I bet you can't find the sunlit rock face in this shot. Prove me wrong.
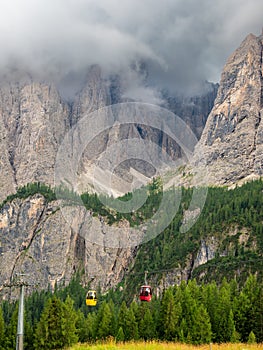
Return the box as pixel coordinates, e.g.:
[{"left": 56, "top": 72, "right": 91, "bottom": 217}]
[
  {"left": 0, "top": 194, "right": 135, "bottom": 294},
  {"left": 194, "top": 33, "right": 263, "bottom": 185}
]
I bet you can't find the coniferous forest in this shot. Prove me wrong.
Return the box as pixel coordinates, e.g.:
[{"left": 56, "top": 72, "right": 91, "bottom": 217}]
[
  {"left": 0, "top": 274, "right": 262, "bottom": 349},
  {"left": 0, "top": 179, "right": 263, "bottom": 348}
]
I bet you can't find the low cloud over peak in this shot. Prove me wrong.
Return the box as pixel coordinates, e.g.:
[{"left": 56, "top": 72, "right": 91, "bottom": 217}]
[{"left": 0, "top": 0, "right": 262, "bottom": 98}]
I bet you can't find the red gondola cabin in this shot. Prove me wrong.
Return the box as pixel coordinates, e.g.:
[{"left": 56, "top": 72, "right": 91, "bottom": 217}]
[{"left": 139, "top": 285, "right": 152, "bottom": 302}]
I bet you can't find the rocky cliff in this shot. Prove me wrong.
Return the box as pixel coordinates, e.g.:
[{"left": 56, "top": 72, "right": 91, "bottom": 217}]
[
  {"left": 194, "top": 33, "right": 263, "bottom": 185},
  {"left": 0, "top": 194, "right": 135, "bottom": 294},
  {"left": 0, "top": 83, "right": 70, "bottom": 201}
]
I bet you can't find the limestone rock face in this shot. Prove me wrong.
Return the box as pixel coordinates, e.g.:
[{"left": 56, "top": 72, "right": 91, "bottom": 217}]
[
  {"left": 0, "top": 82, "right": 70, "bottom": 201},
  {"left": 0, "top": 195, "right": 135, "bottom": 293},
  {"left": 0, "top": 67, "right": 216, "bottom": 201},
  {"left": 194, "top": 33, "right": 263, "bottom": 185},
  {"left": 72, "top": 65, "right": 111, "bottom": 124}
]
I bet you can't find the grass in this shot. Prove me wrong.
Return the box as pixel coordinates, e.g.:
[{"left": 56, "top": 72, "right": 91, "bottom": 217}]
[{"left": 68, "top": 341, "right": 263, "bottom": 350}]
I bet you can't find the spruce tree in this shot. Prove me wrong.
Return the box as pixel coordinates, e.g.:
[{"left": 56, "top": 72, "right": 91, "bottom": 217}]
[
  {"left": 213, "top": 280, "right": 234, "bottom": 342},
  {"left": 139, "top": 307, "right": 156, "bottom": 340},
  {"left": 34, "top": 297, "right": 67, "bottom": 349},
  {"left": 86, "top": 312, "right": 96, "bottom": 341},
  {"left": 189, "top": 303, "right": 212, "bottom": 344},
  {"left": 202, "top": 280, "right": 218, "bottom": 335},
  {"left": 0, "top": 307, "right": 5, "bottom": 350},
  {"left": 234, "top": 275, "right": 259, "bottom": 342},
  {"left": 124, "top": 307, "right": 139, "bottom": 341},
  {"left": 62, "top": 295, "right": 78, "bottom": 346},
  {"left": 116, "top": 326, "right": 125, "bottom": 342},
  {"left": 108, "top": 299, "right": 117, "bottom": 337},
  {"left": 4, "top": 304, "right": 18, "bottom": 350},
  {"left": 75, "top": 310, "right": 88, "bottom": 343},
  {"left": 117, "top": 301, "right": 128, "bottom": 336},
  {"left": 248, "top": 330, "right": 256, "bottom": 344},
  {"left": 158, "top": 288, "right": 180, "bottom": 341},
  {"left": 96, "top": 301, "right": 113, "bottom": 340}
]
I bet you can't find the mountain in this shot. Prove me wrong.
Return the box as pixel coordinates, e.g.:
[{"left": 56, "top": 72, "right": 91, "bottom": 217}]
[
  {"left": 0, "top": 31, "right": 262, "bottom": 296},
  {"left": 0, "top": 64, "right": 217, "bottom": 293},
  {"left": 194, "top": 32, "right": 263, "bottom": 185},
  {"left": 0, "top": 65, "right": 217, "bottom": 202}
]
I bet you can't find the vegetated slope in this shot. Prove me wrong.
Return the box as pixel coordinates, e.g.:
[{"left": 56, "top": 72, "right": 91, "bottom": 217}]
[
  {"left": 0, "top": 182, "right": 136, "bottom": 294},
  {"left": 123, "top": 179, "right": 263, "bottom": 301},
  {"left": 1, "top": 178, "right": 262, "bottom": 300},
  {"left": 1, "top": 180, "right": 263, "bottom": 347}
]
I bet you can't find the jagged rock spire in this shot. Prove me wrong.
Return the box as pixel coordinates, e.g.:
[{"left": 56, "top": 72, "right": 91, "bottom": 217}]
[{"left": 194, "top": 33, "right": 263, "bottom": 186}]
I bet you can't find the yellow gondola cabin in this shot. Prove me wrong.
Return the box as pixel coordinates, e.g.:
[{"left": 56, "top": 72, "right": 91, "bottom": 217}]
[{"left": 86, "top": 290, "right": 97, "bottom": 306}]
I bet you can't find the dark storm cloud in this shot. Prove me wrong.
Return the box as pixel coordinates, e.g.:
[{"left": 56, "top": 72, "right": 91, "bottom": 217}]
[{"left": 0, "top": 0, "right": 262, "bottom": 98}]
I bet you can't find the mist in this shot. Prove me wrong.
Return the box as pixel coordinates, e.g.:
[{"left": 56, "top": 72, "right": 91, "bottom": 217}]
[{"left": 0, "top": 0, "right": 262, "bottom": 100}]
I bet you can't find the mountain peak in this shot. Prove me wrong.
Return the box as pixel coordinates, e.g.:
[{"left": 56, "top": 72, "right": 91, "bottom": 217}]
[{"left": 194, "top": 32, "right": 263, "bottom": 185}]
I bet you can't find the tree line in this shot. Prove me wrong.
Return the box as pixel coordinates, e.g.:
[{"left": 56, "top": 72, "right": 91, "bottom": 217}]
[{"left": 0, "top": 274, "right": 262, "bottom": 349}]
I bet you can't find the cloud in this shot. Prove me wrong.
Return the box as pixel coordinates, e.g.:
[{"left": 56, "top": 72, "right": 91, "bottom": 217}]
[{"left": 0, "top": 0, "right": 262, "bottom": 98}]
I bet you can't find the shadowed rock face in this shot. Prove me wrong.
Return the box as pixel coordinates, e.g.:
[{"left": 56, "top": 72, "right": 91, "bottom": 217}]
[{"left": 194, "top": 33, "right": 263, "bottom": 185}]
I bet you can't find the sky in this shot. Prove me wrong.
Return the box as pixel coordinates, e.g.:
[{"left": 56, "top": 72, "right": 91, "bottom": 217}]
[{"left": 0, "top": 0, "right": 263, "bottom": 100}]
